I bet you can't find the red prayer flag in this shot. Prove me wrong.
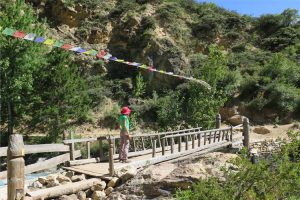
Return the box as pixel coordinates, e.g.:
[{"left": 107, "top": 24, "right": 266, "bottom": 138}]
[
  {"left": 96, "top": 50, "right": 106, "bottom": 58},
  {"left": 61, "top": 44, "right": 73, "bottom": 50},
  {"left": 14, "top": 30, "right": 26, "bottom": 38}
]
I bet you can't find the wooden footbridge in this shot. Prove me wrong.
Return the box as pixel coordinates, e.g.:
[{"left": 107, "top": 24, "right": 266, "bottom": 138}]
[{"left": 0, "top": 115, "right": 250, "bottom": 199}]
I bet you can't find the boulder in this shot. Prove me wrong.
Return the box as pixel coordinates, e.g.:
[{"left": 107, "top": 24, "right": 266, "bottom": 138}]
[
  {"left": 77, "top": 191, "right": 86, "bottom": 200},
  {"left": 46, "top": 179, "right": 60, "bottom": 188},
  {"left": 92, "top": 191, "right": 106, "bottom": 200},
  {"left": 31, "top": 180, "right": 43, "bottom": 189},
  {"left": 107, "top": 177, "right": 119, "bottom": 188},
  {"left": 57, "top": 174, "right": 72, "bottom": 183},
  {"left": 38, "top": 177, "right": 47, "bottom": 185},
  {"left": 104, "top": 187, "right": 113, "bottom": 195},
  {"left": 92, "top": 181, "right": 106, "bottom": 191},
  {"left": 219, "top": 107, "right": 238, "bottom": 120},
  {"left": 228, "top": 115, "right": 244, "bottom": 126},
  {"left": 65, "top": 171, "right": 75, "bottom": 179},
  {"left": 46, "top": 174, "right": 58, "bottom": 181},
  {"left": 115, "top": 165, "right": 137, "bottom": 182},
  {"left": 71, "top": 174, "right": 86, "bottom": 182},
  {"left": 253, "top": 126, "right": 270, "bottom": 134}
]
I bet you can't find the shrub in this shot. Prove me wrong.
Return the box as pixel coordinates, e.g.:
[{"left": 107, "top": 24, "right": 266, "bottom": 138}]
[{"left": 176, "top": 132, "right": 300, "bottom": 200}]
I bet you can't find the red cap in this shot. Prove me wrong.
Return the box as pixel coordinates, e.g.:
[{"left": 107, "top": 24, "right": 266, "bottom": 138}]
[{"left": 121, "top": 106, "right": 131, "bottom": 115}]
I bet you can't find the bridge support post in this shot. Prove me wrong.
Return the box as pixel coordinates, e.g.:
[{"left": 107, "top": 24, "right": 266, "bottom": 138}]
[
  {"left": 243, "top": 117, "right": 250, "bottom": 149},
  {"left": 69, "top": 131, "right": 75, "bottom": 161},
  {"left": 178, "top": 136, "right": 182, "bottom": 152},
  {"left": 108, "top": 136, "right": 115, "bottom": 176},
  {"left": 99, "top": 139, "right": 104, "bottom": 159},
  {"left": 216, "top": 114, "right": 221, "bottom": 129},
  {"left": 152, "top": 140, "right": 156, "bottom": 157},
  {"left": 171, "top": 138, "right": 174, "bottom": 154},
  {"left": 7, "top": 134, "right": 25, "bottom": 200},
  {"left": 185, "top": 136, "right": 188, "bottom": 150},
  {"left": 162, "top": 138, "right": 165, "bottom": 156}
]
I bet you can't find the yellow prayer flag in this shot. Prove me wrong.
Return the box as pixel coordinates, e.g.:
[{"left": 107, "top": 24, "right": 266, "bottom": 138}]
[
  {"left": 116, "top": 59, "right": 125, "bottom": 62},
  {"left": 84, "top": 50, "right": 93, "bottom": 55},
  {"left": 139, "top": 64, "right": 147, "bottom": 69},
  {"left": 44, "top": 39, "right": 55, "bottom": 45}
]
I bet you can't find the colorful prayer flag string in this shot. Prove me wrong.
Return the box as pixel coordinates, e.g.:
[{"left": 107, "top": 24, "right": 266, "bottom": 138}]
[{"left": 1, "top": 27, "right": 211, "bottom": 90}]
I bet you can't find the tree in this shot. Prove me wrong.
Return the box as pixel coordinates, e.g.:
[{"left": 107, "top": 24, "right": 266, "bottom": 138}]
[
  {"left": 0, "top": 0, "right": 48, "bottom": 134},
  {"left": 29, "top": 50, "right": 91, "bottom": 141},
  {"left": 184, "top": 46, "right": 238, "bottom": 127}
]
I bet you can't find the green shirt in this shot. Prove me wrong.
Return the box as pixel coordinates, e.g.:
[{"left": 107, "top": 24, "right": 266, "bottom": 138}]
[{"left": 119, "top": 115, "right": 130, "bottom": 131}]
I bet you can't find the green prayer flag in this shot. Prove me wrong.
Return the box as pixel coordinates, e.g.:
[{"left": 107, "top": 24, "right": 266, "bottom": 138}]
[
  {"left": 53, "top": 40, "right": 64, "bottom": 47},
  {"left": 2, "top": 28, "right": 16, "bottom": 36}
]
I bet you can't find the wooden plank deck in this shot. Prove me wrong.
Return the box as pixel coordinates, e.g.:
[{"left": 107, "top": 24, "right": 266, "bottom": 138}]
[{"left": 63, "top": 134, "right": 241, "bottom": 180}]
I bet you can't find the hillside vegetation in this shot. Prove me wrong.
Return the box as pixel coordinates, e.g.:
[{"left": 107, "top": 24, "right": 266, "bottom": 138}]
[{"left": 0, "top": 0, "right": 299, "bottom": 142}]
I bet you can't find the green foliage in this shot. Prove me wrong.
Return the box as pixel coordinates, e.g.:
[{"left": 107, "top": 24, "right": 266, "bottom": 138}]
[
  {"left": 156, "top": 91, "right": 183, "bottom": 128},
  {"left": 176, "top": 132, "right": 300, "bottom": 200},
  {"left": 0, "top": 0, "right": 47, "bottom": 134},
  {"left": 30, "top": 50, "right": 91, "bottom": 141},
  {"left": 134, "top": 72, "right": 146, "bottom": 98},
  {"left": 184, "top": 46, "right": 236, "bottom": 126},
  {"left": 240, "top": 53, "right": 300, "bottom": 114}
]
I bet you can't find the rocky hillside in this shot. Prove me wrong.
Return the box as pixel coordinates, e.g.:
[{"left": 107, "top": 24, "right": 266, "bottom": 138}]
[
  {"left": 0, "top": 0, "right": 299, "bottom": 140},
  {"left": 27, "top": 0, "right": 299, "bottom": 122},
  {"left": 27, "top": 0, "right": 258, "bottom": 86}
]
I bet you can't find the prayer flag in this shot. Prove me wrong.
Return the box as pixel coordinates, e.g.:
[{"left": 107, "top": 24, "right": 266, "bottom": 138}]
[
  {"left": 96, "top": 50, "right": 106, "bottom": 58},
  {"left": 14, "top": 30, "right": 26, "bottom": 38},
  {"left": 61, "top": 44, "right": 73, "bottom": 50},
  {"left": 84, "top": 50, "right": 98, "bottom": 56},
  {"left": 76, "top": 48, "right": 86, "bottom": 53},
  {"left": 116, "top": 59, "right": 125, "bottom": 62},
  {"left": 109, "top": 57, "right": 117, "bottom": 61},
  {"left": 103, "top": 53, "right": 112, "bottom": 60},
  {"left": 53, "top": 40, "right": 64, "bottom": 47},
  {"left": 44, "top": 39, "right": 55, "bottom": 45},
  {"left": 139, "top": 64, "right": 147, "bottom": 69},
  {"left": 2, "top": 28, "right": 16, "bottom": 36},
  {"left": 130, "top": 62, "right": 140, "bottom": 67},
  {"left": 34, "top": 37, "right": 46, "bottom": 43},
  {"left": 70, "top": 47, "right": 81, "bottom": 51},
  {"left": 24, "top": 33, "right": 36, "bottom": 41}
]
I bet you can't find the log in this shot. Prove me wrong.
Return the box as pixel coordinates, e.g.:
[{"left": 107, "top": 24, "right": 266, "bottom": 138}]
[
  {"left": 26, "top": 178, "right": 102, "bottom": 200},
  {"left": 0, "top": 151, "right": 81, "bottom": 179},
  {"left": 7, "top": 134, "right": 25, "bottom": 200}
]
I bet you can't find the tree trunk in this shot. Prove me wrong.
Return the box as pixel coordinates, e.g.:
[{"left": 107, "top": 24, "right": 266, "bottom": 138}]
[
  {"left": 26, "top": 178, "right": 102, "bottom": 200},
  {"left": 8, "top": 101, "right": 14, "bottom": 135}
]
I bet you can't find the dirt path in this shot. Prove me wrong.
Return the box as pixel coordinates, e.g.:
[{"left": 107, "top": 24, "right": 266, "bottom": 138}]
[{"left": 250, "top": 123, "right": 299, "bottom": 142}]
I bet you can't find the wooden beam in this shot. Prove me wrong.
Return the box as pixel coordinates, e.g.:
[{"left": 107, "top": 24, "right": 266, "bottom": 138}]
[
  {"left": 86, "top": 142, "right": 91, "bottom": 159},
  {"left": 0, "top": 151, "right": 81, "bottom": 179},
  {"left": 0, "top": 144, "right": 70, "bottom": 157},
  {"left": 0, "top": 147, "right": 7, "bottom": 157},
  {"left": 26, "top": 178, "right": 102, "bottom": 200},
  {"left": 63, "top": 138, "right": 98, "bottom": 144},
  {"left": 66, "top": 157, "right": 100, "bottom": 167}
]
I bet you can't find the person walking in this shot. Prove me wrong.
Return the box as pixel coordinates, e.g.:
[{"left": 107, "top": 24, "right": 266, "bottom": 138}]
[{"left": 119, "top": 106, "right": 131, "bottom": 163}]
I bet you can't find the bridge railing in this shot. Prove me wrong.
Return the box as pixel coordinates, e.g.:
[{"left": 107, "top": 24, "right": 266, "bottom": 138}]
[
  {"left": 97, "top": 127, "right": 203, "bottom": 159},
  {"left": 160, "top": 127, "right": 233, "bottom": 156}
]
